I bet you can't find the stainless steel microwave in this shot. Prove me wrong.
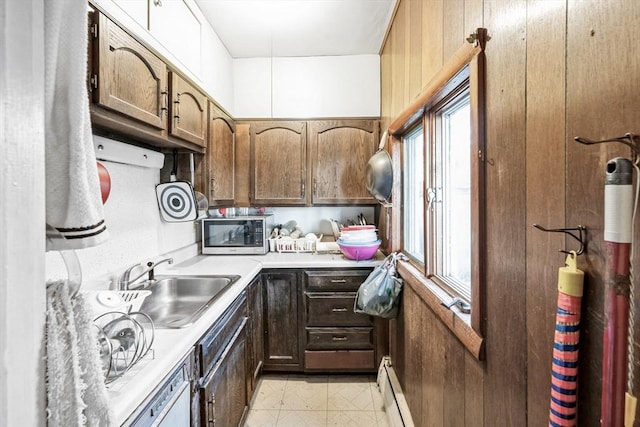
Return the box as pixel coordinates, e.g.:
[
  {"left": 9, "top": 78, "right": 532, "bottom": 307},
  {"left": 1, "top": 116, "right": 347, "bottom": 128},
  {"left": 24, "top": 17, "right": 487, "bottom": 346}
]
[{"left": 201, "top": 215, "right": 273, "bottom": 255}]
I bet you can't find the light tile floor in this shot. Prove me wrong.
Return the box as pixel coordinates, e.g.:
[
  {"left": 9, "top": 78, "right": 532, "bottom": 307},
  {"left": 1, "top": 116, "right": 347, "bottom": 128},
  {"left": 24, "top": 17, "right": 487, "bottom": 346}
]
[{"left": 244, "top": 374, "right": 389, "bottom": 427}]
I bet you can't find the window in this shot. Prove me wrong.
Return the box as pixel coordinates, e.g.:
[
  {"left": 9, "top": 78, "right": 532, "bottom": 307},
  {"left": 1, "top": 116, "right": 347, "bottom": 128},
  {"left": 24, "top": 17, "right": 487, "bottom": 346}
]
[
  {"left": 390, "top": 28, "right": 486, "bottom": 352},
  {"left": 401, "top": 70, "right": 474, "bottom": 302},
  {"left": 398, "top": 56, "right": 484, "bottom": 335},
  {"left": 429, "top": 92, "right": 472, "bottom": 300},
  {"left": 402, "top": 126, "right": 425, "bottom": 262}
]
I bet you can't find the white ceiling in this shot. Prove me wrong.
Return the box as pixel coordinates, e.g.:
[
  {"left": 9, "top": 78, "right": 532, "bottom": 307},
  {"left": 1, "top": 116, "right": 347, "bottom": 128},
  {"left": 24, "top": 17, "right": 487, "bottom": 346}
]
[{"left": 195, "top": 0, "right": 397, "bottom": 58}]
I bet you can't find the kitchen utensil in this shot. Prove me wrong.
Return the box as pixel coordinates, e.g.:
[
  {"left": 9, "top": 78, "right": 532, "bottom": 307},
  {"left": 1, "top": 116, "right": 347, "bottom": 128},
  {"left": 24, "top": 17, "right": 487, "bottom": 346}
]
[
  {"left": 366, "top": 130, "right": 393, "bottom": 203},
  {"left": 155, "top": 181, "right": 198, "bottom": 222},
  {"left": 97, "top": 162, "right": 111, "bottom": 204},
  {"left": 337, "top": 239, "right": 381, "bottom": 260},
  {"left": 195, "top": 191, "right": 209, "bottom": 218},
  {"left": 330, "top": 219, "right": 341, "bottom": 239}
]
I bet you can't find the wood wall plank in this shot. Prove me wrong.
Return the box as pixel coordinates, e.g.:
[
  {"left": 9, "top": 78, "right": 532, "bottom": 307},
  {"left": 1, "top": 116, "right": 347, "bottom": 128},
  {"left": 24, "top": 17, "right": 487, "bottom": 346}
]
[
  {"left": 407, "top": 0, "right": 423, "bottom": 101},
  {"left": 421, "top": 309, "right": 445, "bottom": 427},
  {"left": 566, "top": 1, "right": 640, "bottom": 423},
  {"left": 421, "top": 0, "right": 443, "bottom": 86},
  {"left": 482, "top": 0, "right": 528, "bottom": 424},
  {"left": 391, "top": 1, "right": 408, "bottom": 116},
  {"left": 524, "top": 1, "right": 567, "bottom": 425},
  {"left": 464, "top": 0, "right": 484, "bottom": 38},
  {"left": 405, "top": 285, "right": 425, "bottom": 424},
  {"left": 464, "top": 354, "right": 484, "bottom": 426},
  {"left": 443, "top": 0, "right": 465, "bottom": 60},
  {"left": 443, "top": 330, "right": 466, "bottom": 426}
]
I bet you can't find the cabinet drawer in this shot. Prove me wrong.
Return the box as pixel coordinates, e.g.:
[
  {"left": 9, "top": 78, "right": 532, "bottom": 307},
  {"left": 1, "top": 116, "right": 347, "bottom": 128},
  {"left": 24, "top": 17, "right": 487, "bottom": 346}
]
[
  {"left": 304, "top": 350, "right": 375, "bottom": 371},
  {"left": 304, "top": 270, "right": 371, "bottom": 291},
  {"left": 306, "top": 327, "right": 374, "bottom": 350},
  {"left": 305, "top": 293, "right": 371, "bottom": 327}
]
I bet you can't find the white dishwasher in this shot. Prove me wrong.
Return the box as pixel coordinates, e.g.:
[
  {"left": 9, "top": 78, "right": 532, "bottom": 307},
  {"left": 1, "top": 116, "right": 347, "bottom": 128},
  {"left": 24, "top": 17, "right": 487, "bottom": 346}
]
[{"left": 127, "top": 353, "right": 192, "bottom": 427}]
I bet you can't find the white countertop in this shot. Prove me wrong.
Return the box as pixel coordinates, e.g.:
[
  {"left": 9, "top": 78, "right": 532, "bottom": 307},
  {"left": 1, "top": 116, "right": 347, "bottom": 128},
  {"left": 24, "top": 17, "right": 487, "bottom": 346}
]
[{"left": 108, "top": 251, "right": 384, "bottom": 426}]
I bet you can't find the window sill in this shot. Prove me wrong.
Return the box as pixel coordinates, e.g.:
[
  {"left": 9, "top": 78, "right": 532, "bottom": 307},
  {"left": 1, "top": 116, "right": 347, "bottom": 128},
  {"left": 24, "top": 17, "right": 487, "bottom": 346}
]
[{"left": 397, "top": 260, "right": 485, "bottom": 360}]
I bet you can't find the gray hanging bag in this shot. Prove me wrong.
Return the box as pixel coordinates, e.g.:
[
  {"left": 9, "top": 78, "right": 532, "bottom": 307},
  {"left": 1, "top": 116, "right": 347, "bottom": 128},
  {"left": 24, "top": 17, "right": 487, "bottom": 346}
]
[{"left": 354, "top": 252, "right": 404, "bottom": 318}]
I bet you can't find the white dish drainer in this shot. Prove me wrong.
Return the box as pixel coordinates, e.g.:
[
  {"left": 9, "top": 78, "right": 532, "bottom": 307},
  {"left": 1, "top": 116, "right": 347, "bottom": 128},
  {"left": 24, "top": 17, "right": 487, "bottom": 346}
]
[{"left": 274, "top": 238, "right": 317, "bottom": 253}]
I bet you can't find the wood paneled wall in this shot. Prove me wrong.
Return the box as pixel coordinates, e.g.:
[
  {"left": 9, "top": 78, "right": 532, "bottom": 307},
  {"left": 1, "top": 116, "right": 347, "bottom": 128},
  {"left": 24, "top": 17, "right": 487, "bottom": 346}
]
[{"left": 381, "top": 0, "right": 640, "bottom": 425}]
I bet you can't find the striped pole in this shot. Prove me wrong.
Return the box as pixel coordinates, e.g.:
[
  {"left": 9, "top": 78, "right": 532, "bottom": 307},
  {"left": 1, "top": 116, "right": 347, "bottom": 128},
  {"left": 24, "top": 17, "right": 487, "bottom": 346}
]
[{"left": 549, "top": 252, "right": 584, "bottom": 427}]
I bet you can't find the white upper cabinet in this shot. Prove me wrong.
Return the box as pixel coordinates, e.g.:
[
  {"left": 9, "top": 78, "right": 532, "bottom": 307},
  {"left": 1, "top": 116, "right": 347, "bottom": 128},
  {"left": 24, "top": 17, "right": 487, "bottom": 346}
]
[
  {"left": 111, "top": 0, "right": 148, "bottom": 27},
  {"left": 95, "top": 0, "right": 233, "bottom": 112},
  {"left": 233, "top": 55, "right": 381, "bottom": 119},
  {"left": 149, "top": 0, "right": 202, "bottom": 77}
]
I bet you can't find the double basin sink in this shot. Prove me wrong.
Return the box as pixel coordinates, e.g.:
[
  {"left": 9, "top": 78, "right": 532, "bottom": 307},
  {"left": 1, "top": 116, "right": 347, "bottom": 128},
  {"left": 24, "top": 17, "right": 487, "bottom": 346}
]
[{"left": 137, "top": 275, "right": 240, "bottom": 328}]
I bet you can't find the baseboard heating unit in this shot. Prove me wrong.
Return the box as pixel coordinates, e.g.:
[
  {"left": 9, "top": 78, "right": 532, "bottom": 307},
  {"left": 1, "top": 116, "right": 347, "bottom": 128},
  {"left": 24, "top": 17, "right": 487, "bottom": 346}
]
[{"left": 376, "top": 356, "right": 415, "bottom": 427}]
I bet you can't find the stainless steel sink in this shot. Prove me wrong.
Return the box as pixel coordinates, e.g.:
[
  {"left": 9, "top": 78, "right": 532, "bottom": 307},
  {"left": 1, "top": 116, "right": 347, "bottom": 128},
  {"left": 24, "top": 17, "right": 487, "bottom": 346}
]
[{"left": 138, "top": 275, "right": 240, "bottom": 328}]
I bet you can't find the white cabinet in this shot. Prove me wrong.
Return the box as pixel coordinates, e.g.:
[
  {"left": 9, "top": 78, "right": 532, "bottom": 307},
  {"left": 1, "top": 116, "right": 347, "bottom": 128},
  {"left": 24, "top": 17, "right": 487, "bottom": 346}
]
[
  {"left": 232, "top": 55, "right": 381, "bottom": 119},
  {"left": 149, "top": 0, "right": 202, "bottom": 77},
  {"left": 111, "top": 0, "right": 148, "bottom": 27},
  {"left": 107, "top": 0, "right": 202, "bottom": 77}
]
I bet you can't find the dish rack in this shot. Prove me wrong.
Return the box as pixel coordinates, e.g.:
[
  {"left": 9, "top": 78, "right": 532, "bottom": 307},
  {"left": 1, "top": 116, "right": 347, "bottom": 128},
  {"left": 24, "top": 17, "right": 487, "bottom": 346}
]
[
  {"left": 91, "top": 290, "right": 155, "bottom": 384},
  {"left": 274, "top": 238, "right": 317, "bottom": 253}
]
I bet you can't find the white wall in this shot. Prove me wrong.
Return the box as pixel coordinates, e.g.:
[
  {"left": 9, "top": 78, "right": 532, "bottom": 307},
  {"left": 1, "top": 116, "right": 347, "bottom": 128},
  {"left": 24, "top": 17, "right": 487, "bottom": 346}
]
[
  {"left": 0, "top": 0, "right": 46, "bottom": 425},
  {"left": 233, "top": 54, "right": 381, "bottom": 118}
]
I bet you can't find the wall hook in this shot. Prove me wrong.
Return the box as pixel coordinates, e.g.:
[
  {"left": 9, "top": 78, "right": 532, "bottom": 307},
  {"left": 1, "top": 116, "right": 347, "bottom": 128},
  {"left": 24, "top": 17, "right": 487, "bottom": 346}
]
[
  {"left": 575, "top": 133, "right": 640, "bottom": 160},
  {"left": 533, "top": 224, "right": 587, "bottom": 256}
]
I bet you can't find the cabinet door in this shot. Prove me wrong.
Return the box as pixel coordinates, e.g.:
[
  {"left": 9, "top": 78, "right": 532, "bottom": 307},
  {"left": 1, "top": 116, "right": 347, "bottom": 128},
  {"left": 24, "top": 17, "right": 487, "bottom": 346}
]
[
  {"left": 201, "top": 319, "right": 248, "bottom": 427},
  {"left": 309, "top": 120, "right": 379, "bottom": 204},
  {"left": 170, "top": 71, "right": 207, "bottom": 147},
  {"left": 111, "top": 0, "right": 148, "bottom": 28},
  {"left": 262, "top": 271, "right": 301, "bottom": 371},
  {"left": 208, "top": 102, "right": 235, "bottom": 205},
  {"left": 250, "top": 121, "right": 308, "bottom": 206},
  {"left": 247, "top": 275, "right": 264, "bottom": 398},
  {"left": 95, "top": 13, "right": 168, "bottom": 132},
  {"left": 149, "top": 0, "right": 202, "bottom": 76}
]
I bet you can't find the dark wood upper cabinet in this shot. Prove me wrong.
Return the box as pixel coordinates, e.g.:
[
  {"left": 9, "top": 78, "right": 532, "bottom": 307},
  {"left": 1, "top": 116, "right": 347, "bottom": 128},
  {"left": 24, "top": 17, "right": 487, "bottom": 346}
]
[
  {"left": 250, "top": 121, "right": 308, "bottom": 206},
  {"left": 94, "top": 12, "right": 168, "bottom": 132},
  {"left": 169, "top": 71, "right": 207, "bottom": 147},
  {"left": 89, "top": 10, "right": 205, "bottom": 153},
  {"left": 207, "top": 101, "right": 235, "bottom": 205},
  {"left": 308, "top": 120, "right": 379, "bottom": 204}
]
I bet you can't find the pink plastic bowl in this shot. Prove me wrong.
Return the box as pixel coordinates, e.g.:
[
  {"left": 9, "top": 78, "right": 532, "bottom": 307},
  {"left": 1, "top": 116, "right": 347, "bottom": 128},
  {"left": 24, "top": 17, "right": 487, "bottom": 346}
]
[{"left": 337, "top": 240, "right": 381, "bottom": 260}]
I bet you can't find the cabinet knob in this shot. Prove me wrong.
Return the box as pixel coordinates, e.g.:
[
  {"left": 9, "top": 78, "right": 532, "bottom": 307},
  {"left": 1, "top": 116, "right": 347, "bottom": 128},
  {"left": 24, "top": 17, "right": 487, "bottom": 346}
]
[
  {"left": 332, "top": 336, "right": 348, "bottom": 341},
  {"left": 331, "top": 307, "right": 348, "bottom": 312}
]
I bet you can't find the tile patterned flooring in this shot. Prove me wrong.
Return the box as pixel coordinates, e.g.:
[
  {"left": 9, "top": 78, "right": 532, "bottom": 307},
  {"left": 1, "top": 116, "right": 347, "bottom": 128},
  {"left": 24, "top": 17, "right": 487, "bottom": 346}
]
[{"left": 244, "top": 374, "right": 390, "bottom": 427}]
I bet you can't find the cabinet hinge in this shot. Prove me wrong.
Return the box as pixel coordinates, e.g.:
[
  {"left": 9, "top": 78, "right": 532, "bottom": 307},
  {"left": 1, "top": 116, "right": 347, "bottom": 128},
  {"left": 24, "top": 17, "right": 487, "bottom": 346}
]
[
  {"left": 90, "top": 74, "right": 98, "bottom": 91},
  {"left": 90, "top": 23, "right": 98, "bottom": 39}
]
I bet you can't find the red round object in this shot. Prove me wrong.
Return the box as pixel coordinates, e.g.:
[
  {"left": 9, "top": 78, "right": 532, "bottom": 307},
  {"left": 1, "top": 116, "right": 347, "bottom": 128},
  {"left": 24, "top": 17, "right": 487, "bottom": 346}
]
[{"left": 97, "top": 162, "right": 111, "bottom": 204}]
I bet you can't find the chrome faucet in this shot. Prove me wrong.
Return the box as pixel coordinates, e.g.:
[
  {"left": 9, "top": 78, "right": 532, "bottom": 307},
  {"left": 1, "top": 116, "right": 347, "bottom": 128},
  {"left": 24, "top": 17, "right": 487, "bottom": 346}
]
[{"left": 118, "top": 257, "right": 173, "bottom": 290}]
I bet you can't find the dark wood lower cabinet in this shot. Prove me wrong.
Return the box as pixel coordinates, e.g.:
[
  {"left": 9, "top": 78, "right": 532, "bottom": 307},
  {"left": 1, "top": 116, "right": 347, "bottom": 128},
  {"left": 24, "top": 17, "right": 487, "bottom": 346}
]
[
  {"left": 262, "top": 270, "right": 302, "bottom": 372},
  {"left": 200, "top": 318, "right": 248, "bottom": 427},
  {"left": 303, "top": 269, "right": 380, "bottom": 373}
]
